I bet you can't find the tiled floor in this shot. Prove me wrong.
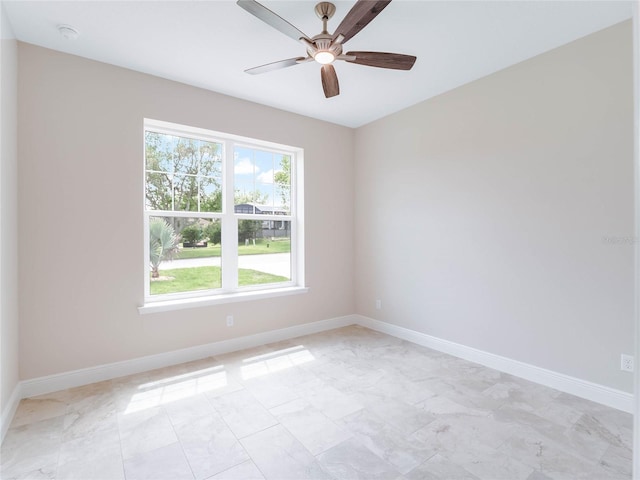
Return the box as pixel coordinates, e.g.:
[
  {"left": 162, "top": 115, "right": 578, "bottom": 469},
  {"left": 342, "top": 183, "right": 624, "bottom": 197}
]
[{"left": 0, "top": 325, "right": 633, "bottom": 480}]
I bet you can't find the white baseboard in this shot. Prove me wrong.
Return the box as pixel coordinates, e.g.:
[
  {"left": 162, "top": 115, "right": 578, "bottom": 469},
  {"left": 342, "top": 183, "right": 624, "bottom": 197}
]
[
  {"left": 355, "top": 315, "right": 633, "bottom": 413},
  {"left": 1, "top": 383, "right": 22, "bottom": 443},
  {"left": 20, "top": 314, "right": 357, "bottom": 399}
]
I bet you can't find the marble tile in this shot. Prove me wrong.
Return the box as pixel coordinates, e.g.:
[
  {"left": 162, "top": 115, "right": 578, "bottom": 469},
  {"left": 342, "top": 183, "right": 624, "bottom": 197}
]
[
  {"left": 406, "top": 454, "right": 479, "bottom": 480},
  {"left": 306, "top": 359, "right": 373, "bottom": 394},
  {"left": 447, "top": 448, "right": 534, "bottom": 480},
  {"left": 57, "top": 452, "right": 125, "bottom": 480},
  {"left": 1, "top": 416, "right": 64, "bottom": 467},
  {"left": 243, "top": 375, "right": 300, "bottom": 409},
  {"left": 365, "top": 374, "right": 435, "bottom": 405},
  {"left": 497, "top": 431, "right": 617, "bottom": 480},
  {"left": 208, "top": 389, "right": 277, "bottom": 439},
  {"left": 526, "top": 471, "right": 553, "bottom": 480},
  {"left": 10, "top": 397, "right": 68, "bottom": 428},
  {"left": 554, "top": 393, "right": 633, "bottom": 442},
  {"left": 0, "top": 454, "right": 58, "bottom": 480},
  {"left": 118, "top": 406, "right": 178, "bottom": 460},
  {"left": 123, "top": 442, "right": 194, "bottom": 480},
  {"left": 530, "top": 397, "right": 583, "bottom": 429},
  {"left": 492, "top": 405, "right": 566, "bottom": 444},
  {"left": 175, "top": 413, "right": 250, "bottom": 480},
  {"left": 62, "top": 394, "right": 118, "bottom": 440},
  {"left": 339, "top": 409, "right": 437, "bottom": 474},
  {"left": 564, "top": 412, "right": 621, "bottom": 460},
  {"left": 600, "top": 444, "right": 633, "bottom": 478},
  {"left": 209, "top": 460, "right": 265, "bottom": 480},
  {"left": 241, "top": 425, "right": 331, "bottom": 480},
  {"left": 270, "top": 398, "right": 352, "bottom": 455},
  {"left": 163, "top": 392, "right": 215, "bottom": 428},
  {"left": 49, "top": 381, "right": 116, "bottom": 411},
  {"left": 350, "top": 390, "right": 435, "bottom": 436},
  {"left": 577, "top": 410, "right": 632, "bottom": 448},
  {"left": 481, "top": 380, "right": 556, "bottom": 412},
  {"left": 415, "top": 393, "right": 489, "bottom": 418},
  {"left": 425, "top": 376, "right": 506, "bottom": 412},
  {"left": 57, "top": 425, "right": 121, "bottom": 465},
  {"left": 317, "top": 437, "right": 401, "bottom": 480},
  {"left": 410, "top": 414, "right": 517, "bottom": 464},
  {"left": 298, "top": 379, "right": 363, "bottom": 420}
]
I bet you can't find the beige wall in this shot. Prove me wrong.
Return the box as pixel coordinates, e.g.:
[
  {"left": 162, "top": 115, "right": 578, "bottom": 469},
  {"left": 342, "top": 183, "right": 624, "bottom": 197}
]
[
  {"left": 1, "top": 4, "right": 19, "bottom": 415},
  {"left": 354, "top": 21, "right": 634, "bottom": 392},
  {"left": 17, "top": 43, "right": 355, "bottom": 380}
]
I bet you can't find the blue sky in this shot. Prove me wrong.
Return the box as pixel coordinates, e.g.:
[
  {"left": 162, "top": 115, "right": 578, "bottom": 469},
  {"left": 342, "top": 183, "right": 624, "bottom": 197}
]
[{"left": 234, "top": 146, "right": 288, "bottom": 208}]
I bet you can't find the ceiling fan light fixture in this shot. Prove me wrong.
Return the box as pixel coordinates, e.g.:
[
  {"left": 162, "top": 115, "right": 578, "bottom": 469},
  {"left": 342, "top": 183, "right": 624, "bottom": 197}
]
[{"left": 314, "top": 50, "right": 335, "bottom": 65}]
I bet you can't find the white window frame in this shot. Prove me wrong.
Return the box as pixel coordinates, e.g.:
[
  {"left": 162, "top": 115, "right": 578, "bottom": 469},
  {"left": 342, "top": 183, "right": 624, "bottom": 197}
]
[{"left": 139, "top": 119, "right": 306, "bottom": 314}]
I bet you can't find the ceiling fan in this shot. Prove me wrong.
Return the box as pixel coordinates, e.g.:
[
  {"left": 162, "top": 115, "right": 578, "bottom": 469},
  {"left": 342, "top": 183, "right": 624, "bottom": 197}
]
[{"left": 237, "top": 0, "right": 417, "bottom": 98}]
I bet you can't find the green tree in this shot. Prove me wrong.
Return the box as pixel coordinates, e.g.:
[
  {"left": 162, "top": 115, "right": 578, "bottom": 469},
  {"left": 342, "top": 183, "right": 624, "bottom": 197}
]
[
  {"left": 149, "top": 218, "right": 179, "bottom": 279},
  {"left": 181, "top": 224, "right": 204, "bottom": 245},
  {"left": 274, "top": 155, "right": 291, "bottom": 211},
  {"left": 234, "top": 190, "right": 269, "bottom": 206},
  {"left": 238, "top": 220, "right": 261, "bottom": 242},
  {"left": 205, "top": 222, "right": 221, "bottom": 245},
  {"left": 145, "top": 132, "right": 222, "bottom": 213}
]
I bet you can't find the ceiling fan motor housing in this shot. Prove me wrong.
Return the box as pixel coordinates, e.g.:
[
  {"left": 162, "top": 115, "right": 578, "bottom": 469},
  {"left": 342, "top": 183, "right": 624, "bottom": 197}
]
[{"left": 308, "top": 34, "right": 343, "bottom": 59}]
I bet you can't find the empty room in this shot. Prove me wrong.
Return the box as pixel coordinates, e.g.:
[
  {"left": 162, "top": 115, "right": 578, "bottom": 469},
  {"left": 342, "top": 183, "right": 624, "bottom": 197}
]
[{"left": 1, "top": 0, "right": 639, "bottom": 479}]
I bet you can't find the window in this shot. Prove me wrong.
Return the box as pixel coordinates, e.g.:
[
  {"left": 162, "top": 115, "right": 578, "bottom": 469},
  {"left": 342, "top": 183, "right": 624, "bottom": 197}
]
[{"left": 143, "top": 119, "right": 304, "bottom": 309}]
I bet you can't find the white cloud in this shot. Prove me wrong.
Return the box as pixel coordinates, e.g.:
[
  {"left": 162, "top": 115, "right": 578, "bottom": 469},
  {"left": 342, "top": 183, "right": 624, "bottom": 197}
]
[
  {"left": 235, "top": 158, "right": 257, "bottom": 175},
  {"left": 257, "top": 169, "right": 274, "bottom": 184},
  {"left": 256, "top": 168, "right": 285, "bottom": 184}
]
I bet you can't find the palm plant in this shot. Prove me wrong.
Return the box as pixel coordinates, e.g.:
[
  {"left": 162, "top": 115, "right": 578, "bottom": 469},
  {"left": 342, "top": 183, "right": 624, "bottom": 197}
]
[{"left": 149, "top": 218, "right": 179, "bottom": 278}]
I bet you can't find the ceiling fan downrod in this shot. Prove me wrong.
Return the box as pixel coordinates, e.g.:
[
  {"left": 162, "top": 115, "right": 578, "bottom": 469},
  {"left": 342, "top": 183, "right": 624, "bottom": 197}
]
[{"left": 314, "top": 2, "right": 336, "bottom": 34}]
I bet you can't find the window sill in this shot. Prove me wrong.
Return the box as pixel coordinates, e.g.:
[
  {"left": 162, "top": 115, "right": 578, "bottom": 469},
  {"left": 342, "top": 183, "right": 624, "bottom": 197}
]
[{"left": 138, "top": 286, "right": 309, "bottom": 315}]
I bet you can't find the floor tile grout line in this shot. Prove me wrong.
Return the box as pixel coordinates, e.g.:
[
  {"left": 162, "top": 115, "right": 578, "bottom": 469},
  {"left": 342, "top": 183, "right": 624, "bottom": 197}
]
[
  {"left": 163, "top": 403, "right": 197, "bottom": 480},
  {"left": 201, "top": 382, "right": 269, "bottom": 478}
]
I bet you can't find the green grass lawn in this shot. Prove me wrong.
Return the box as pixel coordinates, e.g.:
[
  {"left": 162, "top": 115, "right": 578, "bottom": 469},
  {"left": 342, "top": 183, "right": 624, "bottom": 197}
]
[
  {"left": 177, "top": 239, "right": 290, "bottom": 260},
  {"left": 150, "top": 266, "right": 288, "bottom": 295}
]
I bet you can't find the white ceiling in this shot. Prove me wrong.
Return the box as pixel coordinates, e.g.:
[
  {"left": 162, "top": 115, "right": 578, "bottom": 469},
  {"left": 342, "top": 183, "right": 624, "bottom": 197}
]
[{"left": 3, "top": 0, "right": 633, "bottom": 128}]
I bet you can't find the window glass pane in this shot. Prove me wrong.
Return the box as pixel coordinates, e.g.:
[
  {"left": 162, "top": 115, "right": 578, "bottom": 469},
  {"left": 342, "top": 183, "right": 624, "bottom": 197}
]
[
  {"left": 145, "top": 131, "right": 222, "bottom": 213},
  {"left": 200, "top": 178, "right": 222, "bottom": 213},
  {"left": 238, "top": 220, "right": 291, "bottom": 287},
  {"left": 234, "top": 146, "right": 282, "bottom": 209},
  {"left": 149, "top": 216, "right": 222, "bottom": 296},
  {"left": 234, "top": 183, "right": 261, "bottom": 209},
  {"left": 145, "top": 172, "right": 173, "bottom": 210},
  {"left": 254, "top": 183, "right": 275, "bottom": 210},
  {"left": 145, "top": 131, "right": 173, "bottom": 172},
  {"left": 172, "top": 136, "right": 200, "bottom": 176},
  {"left": 274, "top": 155, "right": 291, "bottom": 212},
  {"left": 173, "top": 174, "right": 199, "bottom": 212}
]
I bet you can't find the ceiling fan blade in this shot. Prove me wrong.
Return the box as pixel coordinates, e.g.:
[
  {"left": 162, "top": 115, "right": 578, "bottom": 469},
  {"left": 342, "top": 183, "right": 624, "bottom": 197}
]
[
  {"left": 237, "top": 0, "right": 309, "bottom": 43},
  {"left": 321, "top": 64, "right": 340, "bottom": 98},
  {"left": 345, "top": 51, "right": 416, "bottom": 70},
  {"left": 245, "top": 57, "right": 307, "bottom": 75},
  {"left": 333, "top": 0, "right": 392, "bottom": 44}
]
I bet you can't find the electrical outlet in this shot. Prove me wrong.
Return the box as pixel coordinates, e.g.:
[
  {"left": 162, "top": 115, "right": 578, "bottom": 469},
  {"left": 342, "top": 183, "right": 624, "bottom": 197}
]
[
  {"left": 621, "top": 354, "right": 634, "bottom": 372},
  {"left": 375, "top": 299, "right": 382, "bottom": 310},
  {"left": 226, "top": 315, "right": 234, "bottom": 327}
]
